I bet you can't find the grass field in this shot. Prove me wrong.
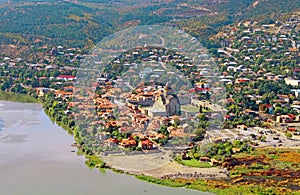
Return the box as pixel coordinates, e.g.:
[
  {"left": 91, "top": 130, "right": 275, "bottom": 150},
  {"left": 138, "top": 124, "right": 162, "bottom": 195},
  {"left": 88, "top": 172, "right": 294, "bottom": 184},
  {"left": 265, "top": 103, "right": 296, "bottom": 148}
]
[
  {"left": 181, "top": 105, "right": 200, "bottom": 112},
  {"left": 0, "top": 91, "right": 38, "bottom": 103},
  {"left": 175, "top": 156, "right": 212, "bottom": 168}
]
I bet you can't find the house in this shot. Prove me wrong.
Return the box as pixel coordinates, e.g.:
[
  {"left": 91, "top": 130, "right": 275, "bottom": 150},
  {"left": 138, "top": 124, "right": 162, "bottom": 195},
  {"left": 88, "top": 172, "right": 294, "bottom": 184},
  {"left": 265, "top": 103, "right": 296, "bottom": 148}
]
[
  {"left": 244, "top": 109, "right": 257, "bottom": 115},
  {"left": 285, "top": 77, "right": 300, "bottom": 87},
  {"left": 295, "top": 115, "right": 300, "bottom": 122},
  {"left": 259, "top": 104, "right": 273, "bottom": 114},
  {"left": 64, "top": 86, "right": 74, "bottom": 92},
  {"left": 138, "top": 138, "right": 153, "bottom": 150},
  {"left": 227, "top": 66, "right": 235, "bottom": 72},
  {"left": 119, "top": 137, "right": 137, "bottom": 148},
  {"left": 181, "top": 150, "right": 191, "bottom": 160},
  {"left": 147, "top": 131, "right": 166, "bottom": 139},
  {"left": 276, "top": 115, "right": 294, "bottom": 123},
  {"left": 277, "top": 94, "right": 290, "bottom": 103},
  {"left": 235, "top": 78, "right": 250, "bottom": 83},
  {"left": 209, "top": 158, "right": 221, "bottom": 166},
  {"left": 291, "top": 104, "right": 300, "bottom": 113},
  {"left": 291, "top": 89, "right": 300, "bottom": 98},
  {"left": 104, "top": 138, "right": 119, "bottom": 149},
  {"left": 232, "top": 148, "right": 241, "bottom": 153},
  {"left": 119, "top": 126, "right": 135, "bottom": 133},
  {"left": 167, "top": 126, "right": 186, "bottom": 137},
  {"left": 57, "top": 75, "right": 76, "bottom": 81},
  {"left": 167, "top": 126, "right": 176, "bottom": 133},
  {"left": 210, "top": 137, "right": 225, "bottom": 143},
  {"left": 199, "top": 156, "right": 210, "bottom": 162},
  {"left": 287, "top": 127, "right": 297, "bottom": 132},
  {"left": 224, "top": 115, "right": 231, "bottom": 121},
  {"left": 105, "top": 120, "right": 118, "bottom": 129},
  {"left": 55, "top": 90, "right": 73, "bottom": 99},
  {"left": 226, "top": 98, "right": 235, "bottom": 104},
  {"left": 45, "top": 65, "right": 55, "bottom": 70},
  {"left": 36, "top": 87, "right": 51, "bottom": 97}
]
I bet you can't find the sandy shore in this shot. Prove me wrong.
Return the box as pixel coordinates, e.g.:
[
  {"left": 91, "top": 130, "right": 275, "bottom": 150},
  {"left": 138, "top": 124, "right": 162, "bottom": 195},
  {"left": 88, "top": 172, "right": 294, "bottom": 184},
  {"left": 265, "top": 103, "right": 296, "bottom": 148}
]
[{"left": 102, "top": 151, "right": 228, "bottom": 179}]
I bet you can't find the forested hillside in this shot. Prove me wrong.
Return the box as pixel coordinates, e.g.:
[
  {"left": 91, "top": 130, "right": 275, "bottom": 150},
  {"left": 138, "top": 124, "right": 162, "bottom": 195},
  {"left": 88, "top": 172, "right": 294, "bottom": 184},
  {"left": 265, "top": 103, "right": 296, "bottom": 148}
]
[
  {"left": 0, "top": 0, "right": 299, "bottom": 49},
  {"left": 172, "top": 0, "right": 300, "bottom": 43}
]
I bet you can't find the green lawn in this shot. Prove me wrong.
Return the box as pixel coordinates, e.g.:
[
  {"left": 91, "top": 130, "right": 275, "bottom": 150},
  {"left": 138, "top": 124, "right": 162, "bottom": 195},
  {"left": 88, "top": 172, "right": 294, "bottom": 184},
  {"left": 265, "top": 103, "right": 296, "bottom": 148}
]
[
  {"left": 176, "top": 157, "right": 212, "bottom": 168},
  {"left": 0, "top": 91, "right": 38, "bottom": 103},
  {"left": 181, "top": 105, "right": 200, "bottom": 112}
]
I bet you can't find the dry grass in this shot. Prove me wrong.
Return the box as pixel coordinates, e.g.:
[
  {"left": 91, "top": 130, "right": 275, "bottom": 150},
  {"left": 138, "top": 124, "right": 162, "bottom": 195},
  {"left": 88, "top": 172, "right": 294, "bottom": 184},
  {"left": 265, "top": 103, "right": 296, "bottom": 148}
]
[{"left": 279, "top": 151, "right": 300, "bottom": 163}]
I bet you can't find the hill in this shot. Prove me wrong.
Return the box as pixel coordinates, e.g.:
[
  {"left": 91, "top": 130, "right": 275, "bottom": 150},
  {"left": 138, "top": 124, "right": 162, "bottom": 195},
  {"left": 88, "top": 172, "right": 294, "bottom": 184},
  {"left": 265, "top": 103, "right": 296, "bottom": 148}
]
[
  {"left": 0, "top": 0, "right": 299, "bottom": 50},
  {"left": 172, "top": 0, "right": 300, "bottom": 43}
]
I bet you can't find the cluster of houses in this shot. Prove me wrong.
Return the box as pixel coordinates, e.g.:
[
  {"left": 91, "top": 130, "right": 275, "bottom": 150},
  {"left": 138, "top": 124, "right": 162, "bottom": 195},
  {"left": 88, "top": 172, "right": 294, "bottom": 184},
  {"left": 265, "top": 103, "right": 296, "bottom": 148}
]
[
  {"left": 213, "top": 12, "right": 300, "bottom": 133},
  {"left": 2, "top": 12, "right": 300, "bottom": 153},
  {"left": 75, "top": 75, "right": 201, "bottom": 152},
  {"left": 31, "top": 14, "right": 300, "bottom": 150}
]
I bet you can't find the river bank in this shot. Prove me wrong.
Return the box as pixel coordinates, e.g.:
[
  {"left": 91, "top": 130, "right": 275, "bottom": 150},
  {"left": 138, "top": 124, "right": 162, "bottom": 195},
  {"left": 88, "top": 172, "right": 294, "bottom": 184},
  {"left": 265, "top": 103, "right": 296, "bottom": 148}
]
[{"left": 0, "top": 91, "right": 38, "bottom": 103}]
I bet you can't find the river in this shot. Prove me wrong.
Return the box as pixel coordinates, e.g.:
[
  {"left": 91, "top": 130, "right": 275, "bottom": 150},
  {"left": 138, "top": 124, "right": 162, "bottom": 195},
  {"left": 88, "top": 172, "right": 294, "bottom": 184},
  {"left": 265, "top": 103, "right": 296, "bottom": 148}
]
[{"left": 0, "top": 101, "right": 211, "bottom": 195}]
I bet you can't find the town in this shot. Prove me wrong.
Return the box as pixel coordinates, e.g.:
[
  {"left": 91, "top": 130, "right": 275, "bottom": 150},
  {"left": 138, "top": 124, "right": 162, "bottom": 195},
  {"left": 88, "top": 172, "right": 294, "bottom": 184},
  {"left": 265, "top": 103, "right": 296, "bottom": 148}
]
[
  {"left": 1, "top": 8, "right": 300, "bottom": 193},
  {"left": 2, "top": 13, "right": 300, "bottom": 154}
]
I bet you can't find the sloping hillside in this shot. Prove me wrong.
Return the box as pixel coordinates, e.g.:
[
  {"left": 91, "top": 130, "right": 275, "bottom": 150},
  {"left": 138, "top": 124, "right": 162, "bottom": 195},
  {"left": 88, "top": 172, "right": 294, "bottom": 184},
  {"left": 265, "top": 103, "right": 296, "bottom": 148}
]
[{"left": 0, "top": 0, "right": 299, "bottom": 48}]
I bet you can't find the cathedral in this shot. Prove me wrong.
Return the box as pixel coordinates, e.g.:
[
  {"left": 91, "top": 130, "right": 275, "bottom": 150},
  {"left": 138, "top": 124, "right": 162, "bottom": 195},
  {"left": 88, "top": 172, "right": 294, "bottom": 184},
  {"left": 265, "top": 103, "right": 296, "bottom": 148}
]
[{"left": 153, "top": 83, "right": 181, "bottom": 117}]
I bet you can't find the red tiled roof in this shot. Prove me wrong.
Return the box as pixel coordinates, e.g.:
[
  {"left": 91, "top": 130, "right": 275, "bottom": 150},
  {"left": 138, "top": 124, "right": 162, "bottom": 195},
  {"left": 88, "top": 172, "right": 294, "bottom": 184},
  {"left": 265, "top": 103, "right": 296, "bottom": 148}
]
[
  {"left": 265, "top": 104, "right": 273, "bottom": 108},
  {"left": 224, "top": 115, "right": 231, "bottom": 119},
  {"left": 57, "top": 75, "right": 76, "bottom": 79},
  {"left": 119, "top": 138, "right": 136, "bottom": 147},
  {"left": 287, "top": 114, "right": 295, "bottom": 119},
  {"left": 106, "top": 138, "right": 119, "bottom": 143}
]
